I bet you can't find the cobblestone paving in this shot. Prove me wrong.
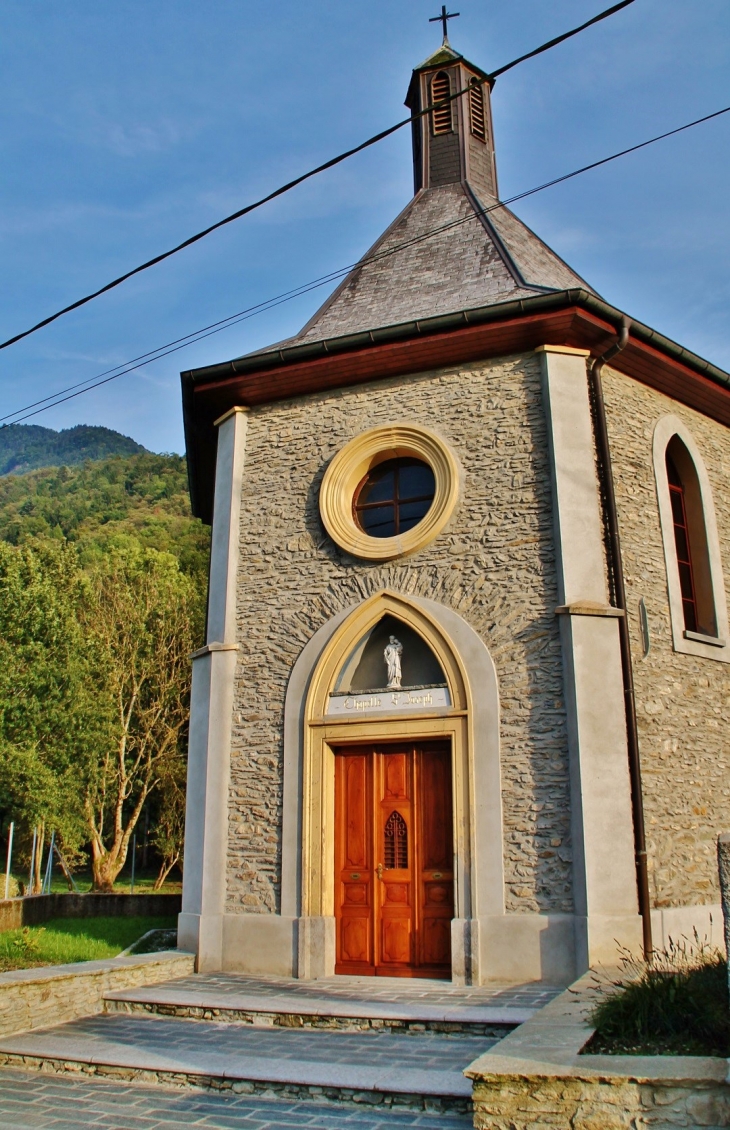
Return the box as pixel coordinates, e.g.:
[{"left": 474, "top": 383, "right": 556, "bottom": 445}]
[{"left": 0, "top": 1069, "right": 472, "bottom": 1129}]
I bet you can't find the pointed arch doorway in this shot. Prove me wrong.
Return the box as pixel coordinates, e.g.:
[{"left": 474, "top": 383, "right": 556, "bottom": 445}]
[{"left": 286, "top": 590, "right": 503, "bottom": 983}]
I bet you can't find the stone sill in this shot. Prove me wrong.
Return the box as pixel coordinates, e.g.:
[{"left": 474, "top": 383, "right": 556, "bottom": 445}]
[
  {"left": 0, "top": 950, "right": 190, "bottom": 987},
  {"left": 684, "top": 629, "right": 727, "bottom": 648}
]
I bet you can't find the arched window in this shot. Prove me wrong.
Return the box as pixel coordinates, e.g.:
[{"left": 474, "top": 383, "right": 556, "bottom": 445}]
[
  {"left": 653, "top": 417, "right": 729, "bottom": 662},
  {"left": 431, "top": 72, "right": 452, "bottom": 135},
  {"left": 468, "top": 82, "right": 486, "bottom": 142},
  {"left": 665, "top": 437, "right": 716, "bottom": 637},
  {"left": 384, "top": 811, "right": 408, "bottom": 869}
]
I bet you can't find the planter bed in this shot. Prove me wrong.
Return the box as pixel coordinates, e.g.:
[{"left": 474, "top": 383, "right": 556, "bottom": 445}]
[{"left": 464, "top": 973, "right": 730, "bottom": 1129}]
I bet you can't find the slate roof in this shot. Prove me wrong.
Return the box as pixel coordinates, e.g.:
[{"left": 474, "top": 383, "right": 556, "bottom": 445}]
[{"left": 249, "top": 182, "right": 597, "bottom": 356}]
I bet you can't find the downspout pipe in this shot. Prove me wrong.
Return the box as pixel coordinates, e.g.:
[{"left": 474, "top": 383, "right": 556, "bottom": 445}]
[{"left": 589, "top": 317, "right": 653, "bottom": 962}]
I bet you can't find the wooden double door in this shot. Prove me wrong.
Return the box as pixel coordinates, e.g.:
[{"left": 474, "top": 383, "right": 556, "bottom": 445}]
[{"left": 334, "top": 742, "right": 454, "bottom": 978}]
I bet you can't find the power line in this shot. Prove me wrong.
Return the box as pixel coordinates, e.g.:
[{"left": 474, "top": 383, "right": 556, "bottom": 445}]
[
  {"left": 489, "top": 0, "right": 634, "bottom": 79},
  {"left": 0, "top": 0, "right": 636, "bottom": 353},
  {"left": 3, "top": 99, "right": 728, "bottom": 428}
]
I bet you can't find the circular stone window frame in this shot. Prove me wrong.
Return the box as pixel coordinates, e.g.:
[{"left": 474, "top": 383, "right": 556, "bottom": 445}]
[{"left": 319, "top": 425, "right": 461, "bottom": 561}]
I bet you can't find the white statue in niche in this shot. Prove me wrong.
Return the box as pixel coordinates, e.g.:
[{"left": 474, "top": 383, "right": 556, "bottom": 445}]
[{"left": 384, "top": 636, "right": 403, "bottom": 689}]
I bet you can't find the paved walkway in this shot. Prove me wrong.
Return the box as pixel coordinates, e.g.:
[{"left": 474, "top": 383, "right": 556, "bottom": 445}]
[{"left": 0, "top": 1068, "right": 472, "bottom": 1129}]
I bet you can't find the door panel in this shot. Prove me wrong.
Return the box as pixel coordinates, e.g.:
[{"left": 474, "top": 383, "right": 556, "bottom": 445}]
[
  {"left": 344, "top": 755, "right": 369, "bottom": 868},
  {"left": 341, "top": 917, "right": 370, "bottom": 964},
  {"left": 335, "top": 742, "right": 454, "bottom": 978},
  {"left": 335, "top": 751, "right": 372, "bottom": 972},
  {"left": 384, "top": 753, "right": 408, "bottom": 800},
  {"left": 419, "top": 746, "right": 452, "bottom": 869},
  {"left": 376, "top": 752, "right": 413, "bottom": 973},
  {"left": 381, "top": 917, "right": 411, "bottom": 964},
  {"left": 416, "top": 746, "right": 454, "bottom": 970},
  {"left": 421, "top": 916, "right": 451, "bottom": 966}
]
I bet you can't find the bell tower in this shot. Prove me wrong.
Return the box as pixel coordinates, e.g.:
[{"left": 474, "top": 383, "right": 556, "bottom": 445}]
[{"left": 405, "top": 41, "right": 498, "bottom": 201}]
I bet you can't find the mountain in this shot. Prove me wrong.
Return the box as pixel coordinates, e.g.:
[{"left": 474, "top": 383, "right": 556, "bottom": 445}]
[
  {"left": 0, "top": 452, "right": 210, "bottom": 579},
  {"left": 0, "top": 424, "right": 147, "bottom": 475}
]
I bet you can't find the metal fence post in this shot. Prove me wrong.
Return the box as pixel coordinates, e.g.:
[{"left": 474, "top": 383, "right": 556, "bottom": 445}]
[{"left": 3, "top": 823, "right": 14, "bottom": 900}]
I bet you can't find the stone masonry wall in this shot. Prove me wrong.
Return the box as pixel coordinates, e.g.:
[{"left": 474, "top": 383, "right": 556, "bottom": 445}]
[
  {"left": 472, "top": 1074, "right": 730, "bottom": 1130},
  {"left": 602, "top": 368, "right": 730, "bottom": 910},
  {"left": 228, "top": 354, "right": 573, "bottom": 916},
  {"left": 0, "top": 951, "right": 194, "bottom": 1038}
]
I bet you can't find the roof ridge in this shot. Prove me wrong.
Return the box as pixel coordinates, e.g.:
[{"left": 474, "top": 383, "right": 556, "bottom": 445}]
[
  {"left": 480, "top": 191, "right": 600, "bottom": 298},
  {"left": 461, "top": 182, "right": 532, "bottom": 293}
]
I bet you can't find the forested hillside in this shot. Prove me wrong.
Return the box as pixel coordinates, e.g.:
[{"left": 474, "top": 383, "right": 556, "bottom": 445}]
[
  {"left": 0, "top": 450, "right": 209, "bottom": 891},
  {"left": 0, "top": 452, "right": 210, "bottom": 580},
  {"left": 0, "top": 423, "right": 146, "bottom": 475}
]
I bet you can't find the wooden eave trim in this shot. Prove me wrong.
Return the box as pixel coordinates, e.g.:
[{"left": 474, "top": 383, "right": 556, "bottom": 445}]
[
  {"left": 191, "top": 305, "right": 730, "bottom": 427},
  {"left": 193, "top": 308, "right": 608, "bottom": 401},
  {"left": 616, "top": 338, "right": 730, "bottom": 425}
]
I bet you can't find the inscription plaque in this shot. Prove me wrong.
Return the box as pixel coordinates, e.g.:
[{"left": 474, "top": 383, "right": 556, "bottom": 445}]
[{"left": 327, "top": 686, "right": 451, "bottom": 716}]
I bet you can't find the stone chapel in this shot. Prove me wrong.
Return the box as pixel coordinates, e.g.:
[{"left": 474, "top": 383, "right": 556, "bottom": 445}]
[{"left": 178, "top": 37, "right": 730, "bottom": 985}]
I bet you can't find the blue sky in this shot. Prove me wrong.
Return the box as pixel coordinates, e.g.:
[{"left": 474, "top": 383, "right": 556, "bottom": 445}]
[{"left": 0, "top": 0, "right": 728, "bottom": 454}]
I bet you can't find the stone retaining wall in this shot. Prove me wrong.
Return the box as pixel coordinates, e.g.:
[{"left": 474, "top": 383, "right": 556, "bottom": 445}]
[
  {"left": 0, "top": 951, "right": 194, "bottom": 1038},
  {"left": 466, "top": 972, "right": 730, "bottom": 1129},
  {"left": 471, "top": 1072, "right": 730, "bottom": 1129},
  {"left": 0, "top": 893, "right": 181, "bottom": 933}
]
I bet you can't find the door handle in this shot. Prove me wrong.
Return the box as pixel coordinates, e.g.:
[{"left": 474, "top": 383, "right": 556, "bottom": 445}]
[{"left": 376, "top": 864, "right": 383, "bottom": 881}]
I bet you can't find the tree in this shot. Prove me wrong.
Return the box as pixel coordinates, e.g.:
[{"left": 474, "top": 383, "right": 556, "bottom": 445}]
[
  {"left": 0, "top": 537, "right": 204, "bottom": 894},
  {"left": 80, "top": 545, "right": 201, "bottom": 891},
  {"left": 0, "top": 542, "right": 94, "bottom": 872},
  {"left": 151, "top": 749, "right": 186, "bottom": 889}
]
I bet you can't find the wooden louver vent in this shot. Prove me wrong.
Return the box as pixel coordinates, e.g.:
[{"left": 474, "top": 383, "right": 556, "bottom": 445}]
[
  {"left": 431, "top": 72, "right": 452, "bottom": 135},
  {"left": 469, "top": 83, "right": 486, "bottom": 141},
  {"left": 384, "top": 811, "right": 408, "bottom": 869}
]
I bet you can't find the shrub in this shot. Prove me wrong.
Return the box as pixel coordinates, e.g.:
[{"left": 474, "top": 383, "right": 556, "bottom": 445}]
[
  {"left": 1, "top": 876, "right": 20, "bottom": 898},
  {"left": 586, "top": 932, "right": 729, "bottom": 1057}
]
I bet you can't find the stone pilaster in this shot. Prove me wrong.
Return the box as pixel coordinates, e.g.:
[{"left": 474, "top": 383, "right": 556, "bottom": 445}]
[
  {"left": 538, "top": 345, "right": 642, "bottom": 970},
  {"left": 178, "top": 407, "right": 247, "bottom": 971}
]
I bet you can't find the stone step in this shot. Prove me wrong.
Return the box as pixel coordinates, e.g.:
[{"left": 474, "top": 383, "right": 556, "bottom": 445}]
[
  {"left": 0, "top": 1011, "right": 492, "bottom": 1112},
  {"left": 105, "top": 985, "right": 524, "bottom": 1035},
  {"left": 104, "top": 971, "right": 543, "bottom": 1035}
]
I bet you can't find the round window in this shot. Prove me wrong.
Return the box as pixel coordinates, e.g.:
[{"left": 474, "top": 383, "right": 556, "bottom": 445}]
[
  {"left": 353, "top": 458, "right": 436, "bottom": 538},
  {"left": 319, "top": 424, "right": 460, "bottom": 561}
]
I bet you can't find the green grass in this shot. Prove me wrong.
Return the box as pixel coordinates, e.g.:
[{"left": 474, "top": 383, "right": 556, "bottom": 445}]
[
  {"left": 0, "top": 915, "right": 176, "bottom": 971},
  {"left": 8, "top": 870, "right": 181, "bottom": 896},
  {"left": 585, "top": 935, "right": 729, "bottom": 1058}
]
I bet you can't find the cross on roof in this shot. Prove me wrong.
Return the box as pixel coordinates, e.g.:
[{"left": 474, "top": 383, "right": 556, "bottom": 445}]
[{"left": 429, "top": 5, "right": 460, "bottom": 44}]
